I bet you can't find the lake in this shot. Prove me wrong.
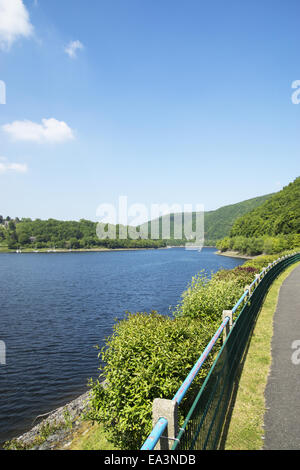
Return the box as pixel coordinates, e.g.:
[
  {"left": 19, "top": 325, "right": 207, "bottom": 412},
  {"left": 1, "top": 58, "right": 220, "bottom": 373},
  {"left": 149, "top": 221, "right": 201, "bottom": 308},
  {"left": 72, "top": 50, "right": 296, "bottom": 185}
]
[{"left": 0, "top": 247, "right": 244, "bottom": 445}]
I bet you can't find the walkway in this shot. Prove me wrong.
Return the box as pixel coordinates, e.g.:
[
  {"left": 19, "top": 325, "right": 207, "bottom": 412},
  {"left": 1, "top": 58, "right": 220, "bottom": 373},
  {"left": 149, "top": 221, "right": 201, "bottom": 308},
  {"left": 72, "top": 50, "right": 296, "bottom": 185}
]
[{"left": 264, "top": 264, "right": 300, "bottom": 450}]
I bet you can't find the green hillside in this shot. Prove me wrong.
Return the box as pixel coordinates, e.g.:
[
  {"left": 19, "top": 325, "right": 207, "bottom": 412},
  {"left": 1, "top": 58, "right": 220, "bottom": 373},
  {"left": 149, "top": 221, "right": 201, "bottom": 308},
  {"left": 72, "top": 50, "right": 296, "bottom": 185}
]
[
  {"left": 204, "top": 193, "right": 273, "bottom": 241},
  {"left": 140, "top": 193, "right": 273, "bottom": 244},
  {"left": 216, "top": 177, "right": 300, "bottom": 255},
  {"left": 0, "top": 189, "right": 279, "bottom": 252},
  {"left": 230, "top": 177, "right": 300, "bottom": 237}
]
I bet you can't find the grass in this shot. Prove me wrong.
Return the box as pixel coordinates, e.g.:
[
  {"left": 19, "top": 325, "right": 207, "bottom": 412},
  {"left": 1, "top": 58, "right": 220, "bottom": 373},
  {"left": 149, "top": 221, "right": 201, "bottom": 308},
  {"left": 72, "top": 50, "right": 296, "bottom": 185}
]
[
  {"left": 223, "top": 261, "right": 300, "bottom": 450},
  {"left": 66, "top": 422, "right": 117, "bottom": 451}
]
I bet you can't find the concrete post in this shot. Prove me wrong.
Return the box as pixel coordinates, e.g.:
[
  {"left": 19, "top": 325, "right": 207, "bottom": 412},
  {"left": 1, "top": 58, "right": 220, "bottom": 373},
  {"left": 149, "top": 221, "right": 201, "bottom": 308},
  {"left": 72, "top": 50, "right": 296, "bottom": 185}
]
[
  {"left": 152, "top": 398, "right": 179, "bottom": 450},
  {"left": 222, "top": 310, "right": 233, "bottom": 343},
  {"left": 244, "top": 285, "right": 251, "bottom": 296}
]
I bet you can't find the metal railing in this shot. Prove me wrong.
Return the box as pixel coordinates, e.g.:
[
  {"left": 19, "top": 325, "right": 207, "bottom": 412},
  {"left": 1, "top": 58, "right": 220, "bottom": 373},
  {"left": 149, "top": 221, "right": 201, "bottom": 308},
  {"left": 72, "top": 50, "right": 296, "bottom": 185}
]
[
  {"left": 141, "top": 252, "right": 300, "bottom": 450},
  {"left": 141, "top": 316, "right": 230, "bottom": 450}
]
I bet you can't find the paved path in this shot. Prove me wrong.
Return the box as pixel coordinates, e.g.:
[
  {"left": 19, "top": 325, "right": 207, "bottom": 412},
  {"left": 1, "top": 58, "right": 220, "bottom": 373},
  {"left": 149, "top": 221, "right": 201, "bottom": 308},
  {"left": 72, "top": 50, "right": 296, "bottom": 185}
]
[{"left": 264, "top": 264, "right": 300, "bottom": 450}]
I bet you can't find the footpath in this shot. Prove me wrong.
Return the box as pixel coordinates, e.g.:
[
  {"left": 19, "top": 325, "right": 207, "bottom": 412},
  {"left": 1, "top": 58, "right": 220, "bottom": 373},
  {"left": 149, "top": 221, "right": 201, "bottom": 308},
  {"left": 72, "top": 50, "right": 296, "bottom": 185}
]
[{"left": 264, "top": 264, "right": 300, "bottom": 450}]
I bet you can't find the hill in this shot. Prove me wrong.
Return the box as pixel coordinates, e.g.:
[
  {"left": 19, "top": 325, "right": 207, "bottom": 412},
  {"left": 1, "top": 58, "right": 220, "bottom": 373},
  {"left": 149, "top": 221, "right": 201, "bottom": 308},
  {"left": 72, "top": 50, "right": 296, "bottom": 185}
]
[
  {"left": 230, "top": 177, "right": 300, "bottom": 237},
  {"left": 204, "top": 193, "right": 273, "bottom": 241},
  {"left": 0, "top": 191, "right": 275, "bottom": 251},
  {"left": 140, "top": 193, "right": 273, "bottom": 244},
  {"left": 216, "top": 177, "right": 300, "bottom": 255}
]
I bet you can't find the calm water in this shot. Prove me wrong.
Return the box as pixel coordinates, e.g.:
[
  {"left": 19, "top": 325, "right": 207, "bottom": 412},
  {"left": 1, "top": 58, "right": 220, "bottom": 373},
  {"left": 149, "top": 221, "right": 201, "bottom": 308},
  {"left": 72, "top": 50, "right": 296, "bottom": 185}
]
[{"left": 0, "top": 247, "right": 243, "bottom": 444}]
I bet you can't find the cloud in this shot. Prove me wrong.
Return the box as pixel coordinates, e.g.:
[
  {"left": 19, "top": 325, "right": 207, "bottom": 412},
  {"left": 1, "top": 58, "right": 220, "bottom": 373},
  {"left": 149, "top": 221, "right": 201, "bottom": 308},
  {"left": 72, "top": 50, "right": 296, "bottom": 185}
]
[
  {"left": 2, "top": 118, "right": 75, "bottom": 143},
  {"left": 0, "top": 0, "right": 33, "bottom": 50},
  {"left": 64, "top": 40, "right": 84, "bottom": 59},
  {"left": 0, "top": 157, "right": 27, "bottom": 174}
]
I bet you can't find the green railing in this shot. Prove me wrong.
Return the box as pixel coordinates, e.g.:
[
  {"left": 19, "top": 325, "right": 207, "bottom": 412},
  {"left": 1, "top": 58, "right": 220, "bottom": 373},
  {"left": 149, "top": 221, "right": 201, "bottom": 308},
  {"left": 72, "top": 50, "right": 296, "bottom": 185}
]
[{"left": 171, "top": 252, "right": 300, "bottom": 450}]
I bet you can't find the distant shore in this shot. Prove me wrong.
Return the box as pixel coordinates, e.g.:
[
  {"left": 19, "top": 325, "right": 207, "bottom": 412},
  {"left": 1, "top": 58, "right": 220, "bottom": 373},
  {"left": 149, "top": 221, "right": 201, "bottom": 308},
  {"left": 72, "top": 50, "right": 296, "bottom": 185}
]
[
  {"left": 0, "top": 247, "right": 164, "bottom": 254},
  {"left": 0, "top": 245, "right": 216, "bottom": 254},
  {"left": 215, "top": 250, "right": 257, "bottom": 260}
]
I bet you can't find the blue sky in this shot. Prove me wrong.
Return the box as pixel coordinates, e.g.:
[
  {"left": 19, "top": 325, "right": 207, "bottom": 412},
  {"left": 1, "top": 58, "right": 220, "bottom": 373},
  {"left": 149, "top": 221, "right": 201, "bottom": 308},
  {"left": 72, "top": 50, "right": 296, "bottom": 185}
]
[{"left": 0, "top": 0, "right": 299, "bottom": 221}]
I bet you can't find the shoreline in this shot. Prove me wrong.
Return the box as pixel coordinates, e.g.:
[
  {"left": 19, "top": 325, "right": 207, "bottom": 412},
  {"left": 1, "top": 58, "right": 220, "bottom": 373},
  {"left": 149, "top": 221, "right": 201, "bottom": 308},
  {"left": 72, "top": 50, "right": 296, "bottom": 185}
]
[
  {"left": 3, "top": 391, "right": 92, "bottom": 450},
  {"left": 0, "top": 245, "right": 216, "bottom": 254},
  {"left": 0, "top": 247, "right": 165, "bottom": 254},
  {"left": 215, "top": 250, "right": 257, "bottom": 260}
]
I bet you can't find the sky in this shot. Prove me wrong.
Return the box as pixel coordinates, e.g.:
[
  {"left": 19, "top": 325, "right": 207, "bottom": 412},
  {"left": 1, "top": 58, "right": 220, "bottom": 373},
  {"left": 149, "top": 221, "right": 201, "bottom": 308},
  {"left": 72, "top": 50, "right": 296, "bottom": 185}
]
[{"left": 0, "top": 0, "right": 300, "bottom": 222}]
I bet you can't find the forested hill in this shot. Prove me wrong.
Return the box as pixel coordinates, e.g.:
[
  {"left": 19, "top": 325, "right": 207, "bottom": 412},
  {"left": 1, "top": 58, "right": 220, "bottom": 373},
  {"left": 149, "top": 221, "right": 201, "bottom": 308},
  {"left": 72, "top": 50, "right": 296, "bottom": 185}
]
[
  {"left": 140, "top": 193, "right": 273, "bottom": 243},
  {"left": 204, "top": 193, "right": 273, "bottom": 240},
  {"left": 0, "top": 192, "right": 274, "bottom": 251},
  {"left": 230, "top": 177, "right": 300, "bottom": 237}
]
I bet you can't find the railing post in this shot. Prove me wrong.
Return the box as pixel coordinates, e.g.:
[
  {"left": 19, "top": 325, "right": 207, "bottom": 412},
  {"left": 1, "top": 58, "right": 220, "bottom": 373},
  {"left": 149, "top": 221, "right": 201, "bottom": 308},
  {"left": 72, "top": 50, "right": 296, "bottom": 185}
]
[
  {"left": 244, "top": 285, "right": 251, "bottom": 296},
  {"left": 222, "top": 310, "right": 233, "bottom": 343},
  {"left": 152, "top": 398, "right": 179, "bottom": 450}
]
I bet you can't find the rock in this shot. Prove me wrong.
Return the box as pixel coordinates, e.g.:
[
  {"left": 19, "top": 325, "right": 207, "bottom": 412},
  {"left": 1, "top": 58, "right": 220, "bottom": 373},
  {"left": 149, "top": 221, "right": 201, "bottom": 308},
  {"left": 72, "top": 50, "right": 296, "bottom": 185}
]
[{"left": 5, "top": 391, "right": 91, "bottom": 450}]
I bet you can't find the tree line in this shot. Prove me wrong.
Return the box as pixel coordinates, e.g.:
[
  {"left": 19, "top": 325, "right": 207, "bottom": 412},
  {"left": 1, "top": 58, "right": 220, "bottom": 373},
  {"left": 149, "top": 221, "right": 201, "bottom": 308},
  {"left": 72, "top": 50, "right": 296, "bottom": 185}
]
[
  {"left": 216, "top": 177, "right": 300, "bottom": 255},
  {"left": 0, "top": 216, "right": 187, "bottom": 250}
]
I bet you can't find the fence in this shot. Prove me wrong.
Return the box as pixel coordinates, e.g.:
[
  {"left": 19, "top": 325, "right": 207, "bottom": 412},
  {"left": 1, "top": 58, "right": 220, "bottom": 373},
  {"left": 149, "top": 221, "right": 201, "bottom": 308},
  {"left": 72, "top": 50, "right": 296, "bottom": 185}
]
[{"left": 141, "top": 252, "right": 300, "bottom": 451}]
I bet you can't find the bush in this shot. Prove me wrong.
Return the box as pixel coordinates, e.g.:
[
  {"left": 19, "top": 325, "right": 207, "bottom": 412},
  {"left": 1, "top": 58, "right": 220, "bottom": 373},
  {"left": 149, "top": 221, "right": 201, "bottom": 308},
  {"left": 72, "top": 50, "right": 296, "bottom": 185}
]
[
  {"left": 173, "top": 271, "right": 244, "bottom": 321},
  {"left": 217, "top": 234, "right": 300, "bottom": 256},
  {"left": 213, "top": 266, "right": 258, "bottom": 286},
  {"left": 243, "top": 254, "right": 280, "bottom": 271},
  {"left": 87, "top": 312, "right": 216, "bottom": 450}
]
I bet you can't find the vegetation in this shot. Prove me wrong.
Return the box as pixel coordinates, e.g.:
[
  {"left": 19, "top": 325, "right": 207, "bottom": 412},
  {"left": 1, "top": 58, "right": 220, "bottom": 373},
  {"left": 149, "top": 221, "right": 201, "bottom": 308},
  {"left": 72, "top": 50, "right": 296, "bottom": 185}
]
[
  {"left": 0, "top": 191, "right": 274, "bottom": 251},
  {"left": 204, "top": 193, "right": 273, "bottom": 241},
  {"left": 86, "top": 312, "right": 216, "bottom": 449},
  {"left": 173, "top": 271, "right": 244, "bottom": 320},
  {"left": 68, "top": 422, "right": 117, "bottom": 451},
  {"left": 0, "top": 217, "right": 168, "bottom": 251},
  {"left": 4, "top": 419, "right": 63, "bottom": 450},
  {"left": 140, "top": 193, "right": 273, "bottom": 245},
  {"left": 230, "top": 177, "right": 300, "bottom": 238},
  {"left": 216, "top": 233, "right": 300, "bottom": 256},
  {"left": 216, "top": 177, "right": 300, "bottom": 256}
]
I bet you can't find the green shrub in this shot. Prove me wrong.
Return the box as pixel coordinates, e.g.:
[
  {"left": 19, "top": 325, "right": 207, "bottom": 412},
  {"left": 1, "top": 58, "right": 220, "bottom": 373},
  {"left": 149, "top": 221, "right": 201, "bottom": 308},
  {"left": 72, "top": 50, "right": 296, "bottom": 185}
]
[
  {"left": 173, "top": 272, "right": 244, "bottom": 321},
  {"left": 243, "top": 254, "right": 279, "bottom": 271},
  {"left": 213, "top": 266, "right": 258, "bottom": 286},
  {"left": 87, "top": 312, "right": 216, "bottom": 450}
]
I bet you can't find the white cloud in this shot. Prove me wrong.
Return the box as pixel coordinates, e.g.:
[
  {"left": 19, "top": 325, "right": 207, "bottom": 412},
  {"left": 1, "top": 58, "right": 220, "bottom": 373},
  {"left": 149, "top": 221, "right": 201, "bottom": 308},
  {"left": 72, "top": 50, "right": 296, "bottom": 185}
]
[
  {"left": 64, "top": 40, "right": 84, "bottom": 59},
  {"left": 0, "top": 0, "right": 33, "bottom": 50},
  {"left": 0, "top": 157, "right": 27, "bottom": 174},
  {"left": 2, "top": 118, "right": 75, "bottom": 143}
]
